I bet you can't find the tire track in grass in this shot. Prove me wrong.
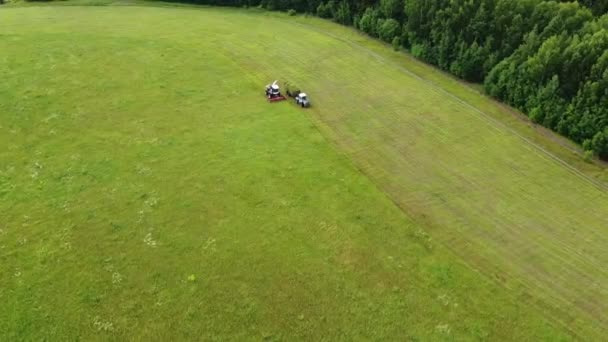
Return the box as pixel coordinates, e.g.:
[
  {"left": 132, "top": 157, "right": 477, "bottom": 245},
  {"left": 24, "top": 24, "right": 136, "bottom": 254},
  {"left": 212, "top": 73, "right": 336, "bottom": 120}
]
[
  {"left": 291, "top": 20, "right": 608, "bottom": 193},
  {"left": 299, "top": 17, "right": 608, "bottom": 251},
  {"left": 264, "top": 17, "right": 608, "bottom": 338},
  {"left": 378, "top": 118, "right": 608, "bottom": 333},
  {"left": 314, "top": 52, "right": 608, "bottom": 282},
  {"left": 184, "top": 12, "right": 607, "bottom": 338}
]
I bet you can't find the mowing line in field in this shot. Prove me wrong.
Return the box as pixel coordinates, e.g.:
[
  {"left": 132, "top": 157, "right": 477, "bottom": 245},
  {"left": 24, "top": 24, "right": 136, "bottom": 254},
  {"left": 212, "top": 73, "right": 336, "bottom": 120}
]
[
  {"left": 2, "top": 6, "right": 607, "bottom": 340},
  {"left": 218, "top": 13, "right": 608, "bottom": 337},
  {"left": 290, "top": 20, "right": 608, "bottom": 192}
]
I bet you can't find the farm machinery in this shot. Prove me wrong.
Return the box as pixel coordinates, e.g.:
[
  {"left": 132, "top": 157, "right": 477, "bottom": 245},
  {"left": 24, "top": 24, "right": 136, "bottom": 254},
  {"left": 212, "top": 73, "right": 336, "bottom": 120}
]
[
  {"left": 265, "top": 80, "right": 286, "bottom": 102},
  {"left": 264, "top": 80, "right": 311, "bottom": 108},
  {"left": 286, "top": 82, "right": 311, "bottom": 108}
]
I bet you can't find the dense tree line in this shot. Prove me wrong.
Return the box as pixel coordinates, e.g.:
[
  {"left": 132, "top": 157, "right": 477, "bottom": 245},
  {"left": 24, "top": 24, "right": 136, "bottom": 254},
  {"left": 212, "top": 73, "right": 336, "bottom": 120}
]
[
  {"left": 253, "top": 0, "right": 608, "bottom": 158},
  {"left": 485, "top": 9, "right": 608, "bottom": 158},
  {"left": 28, "top": 0, "right": 608, "bottom": 158},
  {"left": 577, "top": 0, "right": 608, "bottom": 16},
  {"left": 351, "top": 0, "right": 607, "bottom": 158}
]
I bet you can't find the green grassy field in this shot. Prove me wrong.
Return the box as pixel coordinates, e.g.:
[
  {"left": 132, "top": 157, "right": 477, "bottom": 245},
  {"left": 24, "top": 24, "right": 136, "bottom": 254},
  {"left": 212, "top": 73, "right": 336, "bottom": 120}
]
[{"left": 1, "top": 2, "right": 607, "bottom": 340}]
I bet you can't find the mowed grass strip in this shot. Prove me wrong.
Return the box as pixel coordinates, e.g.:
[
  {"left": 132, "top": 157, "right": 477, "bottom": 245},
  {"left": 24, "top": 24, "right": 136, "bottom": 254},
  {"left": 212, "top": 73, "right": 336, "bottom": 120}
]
[
  {"left": 286, "top": 14, "right": 608, "bottom": 185},
  {"left": 180, "top": 7, "right": 608, "bottom": 337},
  {"left": 0, "top": 4, "right": 604, "bottom": 340}
]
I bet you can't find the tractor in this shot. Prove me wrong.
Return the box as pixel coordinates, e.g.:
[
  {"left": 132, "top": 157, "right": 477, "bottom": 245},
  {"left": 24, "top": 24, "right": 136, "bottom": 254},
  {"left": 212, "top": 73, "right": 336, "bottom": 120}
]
[
  {"left": 295, "top": 92, "right": 310, "bottom": 108},
  {"left": 285, "top": 82, "right": 311, "bottom": 108},
  {"left": 265, "top": 80, "right": 286, "bottom": 102}
]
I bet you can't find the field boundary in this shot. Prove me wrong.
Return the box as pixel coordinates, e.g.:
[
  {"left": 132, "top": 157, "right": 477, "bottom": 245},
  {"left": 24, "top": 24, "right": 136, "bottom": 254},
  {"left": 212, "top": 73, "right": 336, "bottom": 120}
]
[
  {"left": 3, "top": 5, "right": 606, "bottom": 339},
  {"left": 286, "top": 18, "right": 607, "bottom": 338},
  {"left": 290, "top": 20, "right": 608, "bottom": 193},
  {"left": 3, "top": 3, "right": 606, "bottom": 190}
]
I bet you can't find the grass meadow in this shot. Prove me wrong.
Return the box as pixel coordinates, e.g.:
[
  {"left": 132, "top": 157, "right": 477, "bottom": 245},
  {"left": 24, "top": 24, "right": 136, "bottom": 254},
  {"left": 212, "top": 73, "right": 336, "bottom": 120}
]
[{"left": 1, "top": 2, "right": 607, "bottom": 340}]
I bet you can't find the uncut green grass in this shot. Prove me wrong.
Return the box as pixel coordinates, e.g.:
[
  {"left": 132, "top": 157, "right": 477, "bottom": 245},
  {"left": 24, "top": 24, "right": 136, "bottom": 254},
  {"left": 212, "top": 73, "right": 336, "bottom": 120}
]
[
  {"left": 289, "top": 15, "right": 608, "bottom": 185},
  {"left": 0, "top": 4, "right": 605, "bottom": 340}
]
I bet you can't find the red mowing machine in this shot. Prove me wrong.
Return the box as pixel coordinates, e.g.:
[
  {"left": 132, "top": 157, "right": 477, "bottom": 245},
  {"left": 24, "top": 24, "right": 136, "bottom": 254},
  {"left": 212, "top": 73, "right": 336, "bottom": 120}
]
[{"left": 265, "top": 80, "right": 286, "bottom": 102}]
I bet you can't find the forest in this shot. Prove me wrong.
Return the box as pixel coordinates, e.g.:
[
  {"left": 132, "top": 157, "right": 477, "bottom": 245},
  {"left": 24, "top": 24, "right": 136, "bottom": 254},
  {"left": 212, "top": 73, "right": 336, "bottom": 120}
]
[
  {"left": 306, "top": 0, "right": 608, "bottom": 159},
  {"left": 13, "top": 0, "right": 607, "bottom": 158}
]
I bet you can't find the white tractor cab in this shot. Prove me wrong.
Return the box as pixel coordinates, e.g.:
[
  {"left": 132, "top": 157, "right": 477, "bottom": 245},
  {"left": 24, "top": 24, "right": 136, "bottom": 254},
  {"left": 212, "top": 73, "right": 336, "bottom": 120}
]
[
  {"left": 295, "top": 92, "right": 310, "bottom": 108},
  {"left": 285, "top": 81, "right": 311, "bottom": 108},
  {"left": 265, "top": 80, "right": 284, "bottom": 101}
]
